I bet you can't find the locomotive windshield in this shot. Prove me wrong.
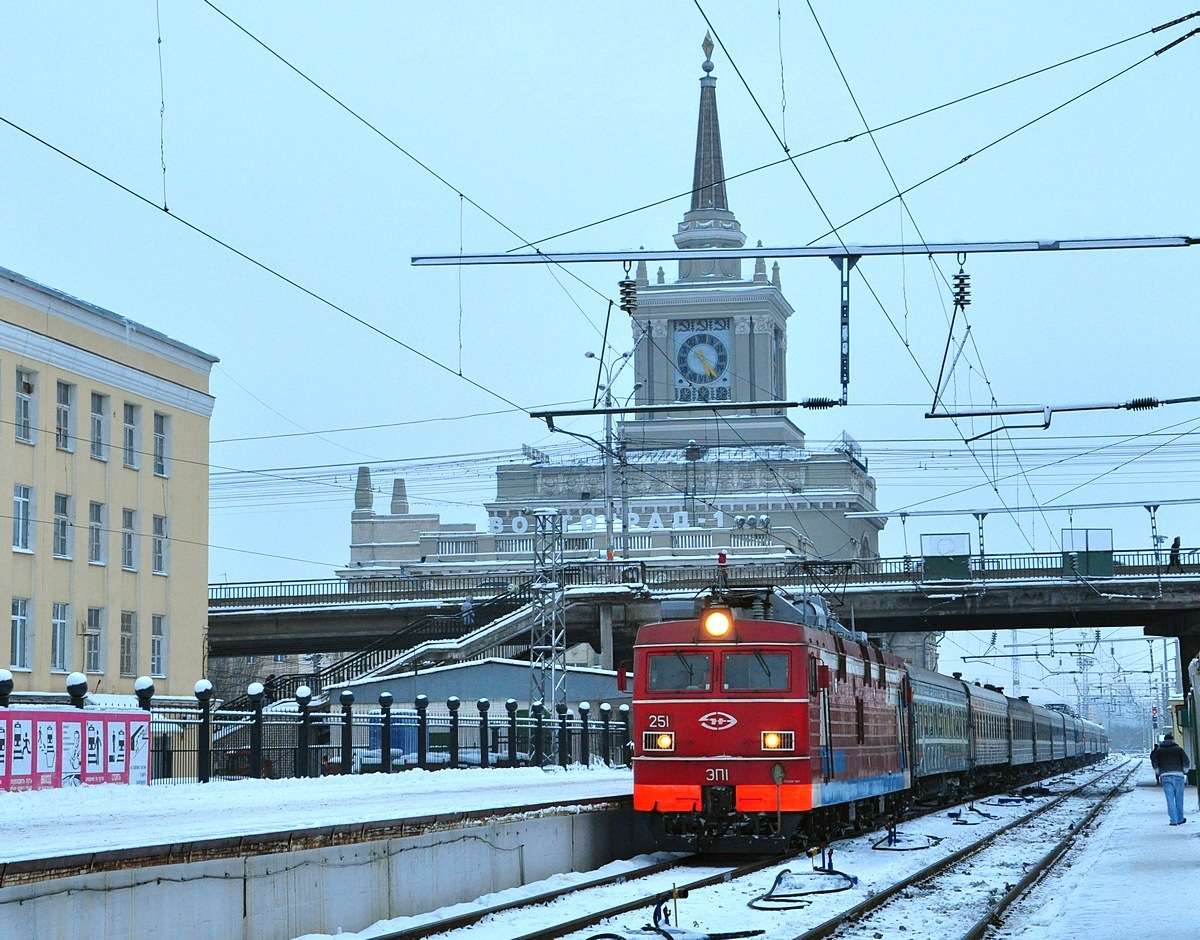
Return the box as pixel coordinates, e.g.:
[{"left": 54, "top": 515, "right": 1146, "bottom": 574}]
[
  {"left": 648, "top": 652, "right": 712, "bottom": 691},
  {"left": 722, "top": 652, "right": 789, "bottom": 690}
]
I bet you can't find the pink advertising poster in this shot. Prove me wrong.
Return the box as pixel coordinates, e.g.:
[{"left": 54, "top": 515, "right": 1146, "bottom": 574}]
[{"left": 0, "top": 709, "right": 151, "bottom": 791}]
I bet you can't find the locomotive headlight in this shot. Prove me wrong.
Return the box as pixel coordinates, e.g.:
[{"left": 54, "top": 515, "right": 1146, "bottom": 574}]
[
  {"left": 761, "top": 731, "right": 794, "bottom": 751},
  {"left": 701, "top": 607, "right": 733, "bottom": 638},
  {"left": 642, "top": 731, "right": 675, "bottom": 751}
]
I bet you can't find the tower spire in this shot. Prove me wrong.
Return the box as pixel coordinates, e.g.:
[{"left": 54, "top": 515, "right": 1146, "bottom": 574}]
[{"left": 675, "top": 31, "right": 745, "bottom": 280}]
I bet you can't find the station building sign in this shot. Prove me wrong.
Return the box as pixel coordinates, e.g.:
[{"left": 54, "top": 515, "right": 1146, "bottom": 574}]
[
  {"left": 488, "top": 509, "right": 736, "bottom": 534},
  {"left": 0, "top": 708, "right": 151, "bottom": 791}
]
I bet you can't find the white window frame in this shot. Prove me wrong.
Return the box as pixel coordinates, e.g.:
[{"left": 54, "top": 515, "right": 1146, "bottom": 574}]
[
  {"left": 85, "top": 607, "right": 104, "bottom": 673},
  {"left": 153, "top": 412, "right": 169, "bottom": 476},
  {"left": 52, "top": 493, "right": 71, "bottom": 558},
  {"left": 90, "top": 392, "right": 108, "bottom": 460},
  {"left": 88, "top": 501, "right": 105, "bottom": 564},
  {"left": 51, "top": 602, "right": 70, "bottom": 672},
  {"left": 121, "top": 508, "right": 137, "bottom": 570},
  {"left": 12, "top": 484, "right": 32, "bottom": 551},
  {"left": 122, "top": 402, "right": 139, "bottom": 469},
  {"left": 150, "top": 614, "right": 167, "bottom": 677},
  {"left": 15, "top": 368, "right": 35, "bottom": 443},
  {"left": 119, "top": 610, "right": 137, "bottom": 677},
  {"left": 152, "top": 515, "right": 168, "bottom": 574},
  {"left": 55, "top": 381, "right": 74, "bottom": 451},
  {"left": 10, "top": 597, "right": 30, "bottom": 670}
]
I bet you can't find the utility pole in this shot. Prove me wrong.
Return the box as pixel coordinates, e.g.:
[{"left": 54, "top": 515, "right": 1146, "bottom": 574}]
[
  {"left": 603, "top": 383, "right": 615, "bottom": 557},
  {"left": 620, "top": 436, "right": 630, "bottom": 560}
]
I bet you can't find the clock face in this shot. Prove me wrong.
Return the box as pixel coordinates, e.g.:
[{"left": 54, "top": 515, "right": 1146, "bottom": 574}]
[{"left": 673, "top": 318, "right": 731, "bottom": 402}]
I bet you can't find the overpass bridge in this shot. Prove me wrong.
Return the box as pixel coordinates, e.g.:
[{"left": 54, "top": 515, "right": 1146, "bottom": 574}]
[{"left": 209, "top": 548, "right": 1200, "bottom": 682}]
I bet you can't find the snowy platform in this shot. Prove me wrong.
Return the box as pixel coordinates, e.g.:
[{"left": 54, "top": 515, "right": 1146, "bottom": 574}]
[
  {"left": 995, "top": 759, "right": 1200, "bottom": 939},
  {"left": 0, "top": 765, "right": 632, "bottom": 868}
]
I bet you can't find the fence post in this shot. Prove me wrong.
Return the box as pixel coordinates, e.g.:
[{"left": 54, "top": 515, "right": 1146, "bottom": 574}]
[
  {"left": 296, "top": 686, "right": 313, "bottom": 778},
  {"left": 379, "top": 692, "right": 393, "bottom": 773},
  {"left": 579, "top": 701, "right": 591, "bottom": 767},
  {"left": 599, "top": 702, "right": 612, "bottom": 766},
  {"left": 557, "top": 702, "right": 569, "bottom": 768},
  {"left": 134, "top": 676, "right": 154, "bottom": 711},
  {"left": 533, "top": 701, "right": 545, "bottom": 767},
  {"left": 415, "top": 694, "right": 428, "bottom": 770},
  {"left": 340, "top": 689, "right": 355, "bottom": 774},
  {"left": 68, "top": 672, "right": 89, "bottom": 708},
  {"left": 195, "top": 679, "right": 213, "bottom": 783},
  {"left": 447, "top": 696, "right": 461, "bottom": 769},
  {"left": 477, "top": 699, "right": 490, "bottom": 768},
  {"left": 0, "top": 668, "right": 12, "bottom": 707},
  {"left": 505, "top": 698, "right": 519, "bottom": 766},
  {"left": 618, "top": 703, "right": 631, "bottom": 767},
  {"left": 247, "top": 682, "right": 264, "bottom": 779}
]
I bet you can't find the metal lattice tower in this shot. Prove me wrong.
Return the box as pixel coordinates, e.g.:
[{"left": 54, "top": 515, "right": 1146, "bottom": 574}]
[{"left": 530, "top": 509, "right": 567, "bottom": 717}]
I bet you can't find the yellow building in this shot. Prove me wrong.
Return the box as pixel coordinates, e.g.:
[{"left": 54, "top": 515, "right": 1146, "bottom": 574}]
[{"left": 0, "top": 266, "right": 216, "bottom": 698}]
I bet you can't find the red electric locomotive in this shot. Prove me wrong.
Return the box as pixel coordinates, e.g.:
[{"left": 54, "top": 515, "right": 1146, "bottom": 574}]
[{"left": 631, "top": 590, "right": 911, "bottom": 852}]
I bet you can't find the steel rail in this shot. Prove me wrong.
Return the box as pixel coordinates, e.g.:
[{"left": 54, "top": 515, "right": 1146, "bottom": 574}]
[
  {"left": 505, "top": 854, "right": 788, "bottom": 940},
  {"left": 372, "top": 853, "right": 700, "bottom": 939},
  {"left": 958, "top": 762, "right": 1138, "bottom": 940},
  {"left": 790, "top": 758, "right": 1133, "bottom": 939}
]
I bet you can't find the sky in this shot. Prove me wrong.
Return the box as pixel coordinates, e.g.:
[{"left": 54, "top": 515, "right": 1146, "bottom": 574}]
[{"left": 1, "top": 2, "right": 1196, "bottom": 709}]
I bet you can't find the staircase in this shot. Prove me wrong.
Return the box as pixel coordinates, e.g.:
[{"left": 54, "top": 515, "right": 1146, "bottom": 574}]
[{"left": 221, "top": 586, "right": 532, "bottom": 709}]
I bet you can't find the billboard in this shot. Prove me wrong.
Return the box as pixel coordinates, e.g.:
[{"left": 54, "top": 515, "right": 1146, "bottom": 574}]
[{"left": 0, "top": 708, "right": 150, "bottom": 791}]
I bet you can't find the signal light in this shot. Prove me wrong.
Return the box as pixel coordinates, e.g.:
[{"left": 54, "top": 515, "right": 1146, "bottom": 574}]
[
  {"left": 642, "top": 730, "right": 675, "bottom": 751},
  {"left": 701, "top": 607, "right": 733, "bottom": 638}
]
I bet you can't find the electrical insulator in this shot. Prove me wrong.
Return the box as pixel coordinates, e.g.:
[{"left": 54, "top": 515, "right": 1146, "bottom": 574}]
[
  {"left": 618, "top": 278, "right": 638, "bottom": 315},
  {"left": 952, "top": 269, "right": 971, "bottom": 308}
]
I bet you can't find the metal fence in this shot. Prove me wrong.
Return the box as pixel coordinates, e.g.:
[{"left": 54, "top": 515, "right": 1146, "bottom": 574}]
[{"left": 148, "top": 694, "right": 631, "bottom": 785}]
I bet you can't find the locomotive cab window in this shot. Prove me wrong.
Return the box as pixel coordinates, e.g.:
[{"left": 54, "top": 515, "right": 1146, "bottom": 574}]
[
  {"left": 648, "top": 652, "right": 712, "bottom": 691},
  {"left": 722, "top": 652, "right": 789, "bottom": 691}
]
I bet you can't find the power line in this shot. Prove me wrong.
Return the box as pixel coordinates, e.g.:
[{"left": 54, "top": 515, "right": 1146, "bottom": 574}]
[
  {"left": 0, "top": 112, "right": 529, "bottom": 415},
  {"left": 515, "top": 12, "right": 1180, "bottom": 250}
]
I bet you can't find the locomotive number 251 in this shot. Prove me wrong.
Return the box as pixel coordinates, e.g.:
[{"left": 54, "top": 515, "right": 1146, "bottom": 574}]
[{"left": 648, "top": 715, "right": 670, "bottom": 729}]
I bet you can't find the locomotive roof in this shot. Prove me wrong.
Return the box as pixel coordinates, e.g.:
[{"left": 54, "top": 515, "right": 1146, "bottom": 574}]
[{"left": 634, "top": 618, "right": 906, "bottom": 668}]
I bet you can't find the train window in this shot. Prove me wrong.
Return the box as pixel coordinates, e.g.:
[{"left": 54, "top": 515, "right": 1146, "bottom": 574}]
[
  {"left": 647, "top": 653, "right": 712, "bottom": 691},
  {"left": 722, "top": 652, "right": 789, "bottom": 691}
]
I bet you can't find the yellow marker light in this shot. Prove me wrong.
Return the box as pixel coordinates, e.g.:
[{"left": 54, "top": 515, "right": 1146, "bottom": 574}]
[
  {"left": 761, "top": 730, "right": 794, "bottom": 750},
  {"left": 701, "top": 608, "right": 733, "bottom": 638},
  {"left": 656, "top": 733, "right": 674, "bottom": 750},
  {"left": 763, "top": 732, "right": 783, "bottom": 750}
]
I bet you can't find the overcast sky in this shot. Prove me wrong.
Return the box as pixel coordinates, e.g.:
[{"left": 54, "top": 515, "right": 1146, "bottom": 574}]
[{"left": 2, "top": 2, "right": 1196, "bottom": 705}]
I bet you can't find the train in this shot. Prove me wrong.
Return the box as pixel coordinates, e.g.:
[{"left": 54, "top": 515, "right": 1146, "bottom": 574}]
[{"left": 630, "top": 588, "right": 1108, "bottom": 851}]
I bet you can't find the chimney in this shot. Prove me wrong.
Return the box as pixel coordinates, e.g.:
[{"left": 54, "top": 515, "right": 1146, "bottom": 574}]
[
  {"left": 354, "top": 466, "right": 373, "bottom": 511},
  {"left": 390, "top": 478, "right": 410, "bottom": 515}
]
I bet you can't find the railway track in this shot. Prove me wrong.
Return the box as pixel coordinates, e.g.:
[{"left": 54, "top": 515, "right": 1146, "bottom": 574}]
[
  {"left": 793, "top": 758, "right": 1137, "bottom": 940},
  {"left": 390, "top": 759, "right": 1124, "bottom": 940}
]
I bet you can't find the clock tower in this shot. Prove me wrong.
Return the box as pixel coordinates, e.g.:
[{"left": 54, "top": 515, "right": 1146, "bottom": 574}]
[{"left": 624, "top": 33, "right": 800, "bottom": 450}]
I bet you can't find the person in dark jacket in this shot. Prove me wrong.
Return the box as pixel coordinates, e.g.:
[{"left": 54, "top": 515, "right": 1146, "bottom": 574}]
[{"left": 1150, "top": 732, "right": 1191, "bottom": 825}]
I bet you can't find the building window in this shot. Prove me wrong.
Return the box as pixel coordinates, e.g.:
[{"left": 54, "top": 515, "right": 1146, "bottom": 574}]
[
  {"left": 10, "top": 598, "right": 30, "bottom": 670},
  {"left": 51, "top": 602, "right": 70, "bottom": 672},
  {"left": 55, "top": 381, "right": 74, "bottom": 450},
  {"left": 122, "top": 402, "right": 139, "bottom": 468},
  {"left": 273, "top": 654, "right": 287, "bottom": 664},
  {"left": 152, "top": 515, "right": 167, "bottom": 574},
  {"left": 15, "top": 368, "right": 34, "bottom": 443},
  {"left": 12, "top": 485, "right": 32, "bottom": 551},
  {"left": 119, "top": 610, "right": 137, "bottom": 677},
  {"left": 151, "top": 614, "right": 167, "bottom": 677},
  {"left": 121, "top": 508, "right": 136, "bottom": 570},
  {"left": 90, "top": 392, "right": 108, "bottom": 460},
  {"left": 153, "top": 412, "right": 169, "bottom": 476},
  {"left": 88, "top": 502, "right": 105, "bottom": 564},
  {"left": 53, "top": 493, "right": 71, "bottom": 558},
  {"left": 85, "top": 607, "right": 104, "bottom": 673}
]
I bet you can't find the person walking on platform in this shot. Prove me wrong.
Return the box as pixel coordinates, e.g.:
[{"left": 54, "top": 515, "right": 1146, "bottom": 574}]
[
  {"left": 461, "top": 595, "right": 475, "bottom": 628},
  {"left": 1151, "top": 731, "right": 1190, "bottom": 825},
  {"left": 1168, "top": 536, "right": 1183, "bottom": 571}
]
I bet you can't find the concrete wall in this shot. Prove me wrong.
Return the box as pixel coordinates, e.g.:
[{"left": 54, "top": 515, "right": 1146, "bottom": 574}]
[{"left": 0, "top": 805, "right": 650, "bottom": 940}]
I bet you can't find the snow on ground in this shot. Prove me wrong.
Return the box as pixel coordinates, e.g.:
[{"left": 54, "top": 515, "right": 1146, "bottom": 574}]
[
  {"left": 0, "top": 765, "right": 632, "bottom": 863},
  {"left": 293, "top": 852, "right": 695, "bottom": 940},
  {"left": 993, "top": 759, "right": 1200, "bottom": 940}
]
